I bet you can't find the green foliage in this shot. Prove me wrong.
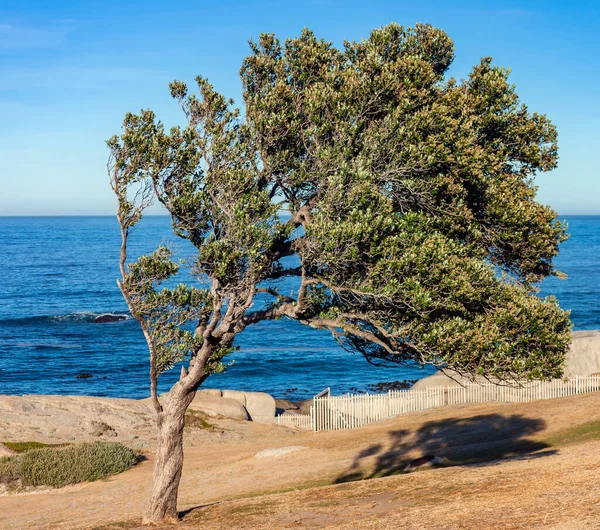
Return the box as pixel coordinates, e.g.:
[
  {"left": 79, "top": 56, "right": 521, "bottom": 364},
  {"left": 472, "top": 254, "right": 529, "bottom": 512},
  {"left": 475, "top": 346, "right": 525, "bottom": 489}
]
[
  {"left": 109, "top": 22, "right": 571, "bottom": 391},
  {"left": 0, "top": 456, "right": 20, "bottom": 487},
  {"left": 240, "top": 22, "right": 571, "bottom": 380},
  {"left": 1, "top": 441, "right": 67, "bottom": 453},
  {"left": 18, "top": 442, "right": 140, "bottom": 488},
  {"left": 0, "top": 442, "right": 140, "bottom": 489}
]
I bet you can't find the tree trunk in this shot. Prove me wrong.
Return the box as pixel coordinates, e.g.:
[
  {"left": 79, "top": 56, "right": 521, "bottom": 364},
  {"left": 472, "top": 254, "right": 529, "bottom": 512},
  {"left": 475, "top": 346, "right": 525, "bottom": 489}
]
[{"left": 143, "top": 391, "right": 195, "bottom": 524}]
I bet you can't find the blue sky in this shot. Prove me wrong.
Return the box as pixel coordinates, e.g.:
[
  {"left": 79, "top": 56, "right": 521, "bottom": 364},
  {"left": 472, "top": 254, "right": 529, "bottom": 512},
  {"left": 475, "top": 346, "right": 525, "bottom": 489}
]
[{"left": 0, "top": 0, "right": 598, "bottom": 215}]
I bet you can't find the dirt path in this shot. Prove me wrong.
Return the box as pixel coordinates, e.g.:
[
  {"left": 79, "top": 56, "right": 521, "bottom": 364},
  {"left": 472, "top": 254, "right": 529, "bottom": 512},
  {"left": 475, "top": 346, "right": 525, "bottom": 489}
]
[{"left": 3, "top": 392, "right": 600, "bottom": 529}]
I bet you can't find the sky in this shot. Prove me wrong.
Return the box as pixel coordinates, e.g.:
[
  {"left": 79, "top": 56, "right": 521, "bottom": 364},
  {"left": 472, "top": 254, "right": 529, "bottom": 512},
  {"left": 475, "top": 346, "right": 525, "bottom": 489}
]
[{"left": 0, "top": 0, "right": 598, "bottom": 216}]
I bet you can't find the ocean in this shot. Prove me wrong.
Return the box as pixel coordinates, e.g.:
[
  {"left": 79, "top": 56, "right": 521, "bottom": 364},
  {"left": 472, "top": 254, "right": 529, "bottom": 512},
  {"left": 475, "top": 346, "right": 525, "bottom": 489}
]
[{"left": 0, "top": 216, "right": 598, "bottom": 400}]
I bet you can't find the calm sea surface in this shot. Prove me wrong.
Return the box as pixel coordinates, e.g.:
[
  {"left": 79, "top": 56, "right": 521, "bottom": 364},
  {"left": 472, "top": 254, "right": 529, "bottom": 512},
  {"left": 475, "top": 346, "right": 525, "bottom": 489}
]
[{"left": 0, "top": 216, "right": 598, "bottom": 400}]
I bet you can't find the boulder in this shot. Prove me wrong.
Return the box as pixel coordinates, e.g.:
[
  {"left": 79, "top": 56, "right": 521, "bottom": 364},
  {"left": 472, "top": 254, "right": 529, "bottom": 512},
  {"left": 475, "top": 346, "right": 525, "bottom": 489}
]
[
  {"left": 197, "top": 388, "right": 222, "bottom": 397},
  {"left": 244, "top": 392, "right": 276, "bottom": 422},
  {"left": 292, "top": 399, "right": 313, "bottom": 415},
  {"left": 189, "top": 394, "right": 250, "bottom": 421},
  {"left": 275, "top": 399, "right": 299, "bottom": 415},
  {"left": 220, "top": 390, "right": 276, "bottom": 422},
  {"left": 563, "top": 330, "right": 600, "bottom": 377},
  {"left": 89, "top": 421, "right": 117, "bottom": 437},
  {"left": 93, "top": 314, "right": 128, "bottom": 323},
  {"left": 222, "top": 390, "right": 247, "bottom": 407},
  {"left": 411, "top": 372, "right": 467, "bottom": 390}
]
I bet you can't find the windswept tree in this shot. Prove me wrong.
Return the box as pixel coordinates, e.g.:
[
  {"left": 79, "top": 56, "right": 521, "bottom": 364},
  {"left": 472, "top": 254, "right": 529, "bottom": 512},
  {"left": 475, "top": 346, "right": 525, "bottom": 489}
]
[{"left": 108, "top": 23, "right": 571, "bottom": 524}]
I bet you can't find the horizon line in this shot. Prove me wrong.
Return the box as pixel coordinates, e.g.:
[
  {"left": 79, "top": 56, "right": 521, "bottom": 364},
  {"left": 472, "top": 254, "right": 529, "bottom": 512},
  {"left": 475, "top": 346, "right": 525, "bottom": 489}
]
[{"left": 1, "top": 213, "right": 599, "bottom": 218}]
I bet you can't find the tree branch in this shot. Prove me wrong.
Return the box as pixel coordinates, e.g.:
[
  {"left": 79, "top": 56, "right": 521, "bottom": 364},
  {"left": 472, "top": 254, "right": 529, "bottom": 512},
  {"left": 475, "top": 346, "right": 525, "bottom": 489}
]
[{"left": 256, "top": 287, "right": 296, "bottom": 304}]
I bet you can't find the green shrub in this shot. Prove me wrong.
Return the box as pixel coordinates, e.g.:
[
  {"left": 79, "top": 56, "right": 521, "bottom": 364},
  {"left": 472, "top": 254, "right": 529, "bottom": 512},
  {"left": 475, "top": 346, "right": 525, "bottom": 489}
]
[
  {"left": 19, "top": 442, "right": 141, "bottom": 488},
  {"left": 0, "top": 456, "right": 20, "bottom": 487},
  {"left": 2, "top": 441, "right": 66, "bottom": 453}
]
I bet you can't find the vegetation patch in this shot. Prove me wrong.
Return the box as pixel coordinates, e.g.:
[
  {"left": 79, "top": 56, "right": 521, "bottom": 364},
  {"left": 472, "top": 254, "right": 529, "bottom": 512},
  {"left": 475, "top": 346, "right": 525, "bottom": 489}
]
[
  {"left": 544, "top": 420, "right": 600, "bottom": 447},
  {"left": 2, "top": 441, "right": 67, "bottom": 453},
  {"left": 0, "top": 441, "right": 141, "bottom": 490},
  {"left": 185, "top": 410, "right": 216, "bottom": 430},
  {"left": 0, "top": 456, "right": 20, "bottom": 488}
]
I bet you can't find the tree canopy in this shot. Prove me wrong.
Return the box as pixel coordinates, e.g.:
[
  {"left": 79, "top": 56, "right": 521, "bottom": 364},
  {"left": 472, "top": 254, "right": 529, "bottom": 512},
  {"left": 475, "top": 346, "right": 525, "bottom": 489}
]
[
  {"left": 108, "top": 22, "right": 571, "bottom": 523},
  {"left": 110, "top": 23, "right": 570, "bottom": 388}
]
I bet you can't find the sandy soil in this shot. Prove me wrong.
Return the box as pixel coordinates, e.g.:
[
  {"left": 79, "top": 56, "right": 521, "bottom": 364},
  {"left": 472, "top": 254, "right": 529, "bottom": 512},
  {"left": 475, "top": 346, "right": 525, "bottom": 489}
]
[{"left": 3, "top": 392, "right": 600, "bottom": 529}]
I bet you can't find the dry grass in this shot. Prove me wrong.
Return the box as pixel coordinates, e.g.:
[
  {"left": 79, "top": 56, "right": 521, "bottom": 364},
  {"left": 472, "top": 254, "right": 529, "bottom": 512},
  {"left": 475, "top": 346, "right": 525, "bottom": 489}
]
[
  {"left": 172, "top": 439, "right": 600, "bottom": 530},
  {"left": 5, "top": 392, "right": 600, "bottom": 529},
  {"left": 184, "top": 411, "right": 216, "bottom": 431}
]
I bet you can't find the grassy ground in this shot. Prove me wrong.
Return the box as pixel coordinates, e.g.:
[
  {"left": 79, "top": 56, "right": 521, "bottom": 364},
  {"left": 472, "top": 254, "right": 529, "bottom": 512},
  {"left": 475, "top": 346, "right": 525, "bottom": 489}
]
[
  {"left": 4, "top": 391, "right": 600, "bottom": 529},
  {"left": 93, "top": 417, "right": 600, "bottom": 530},
  {"left": 1, "top": 442, "right": 66, "bottom": 454}
]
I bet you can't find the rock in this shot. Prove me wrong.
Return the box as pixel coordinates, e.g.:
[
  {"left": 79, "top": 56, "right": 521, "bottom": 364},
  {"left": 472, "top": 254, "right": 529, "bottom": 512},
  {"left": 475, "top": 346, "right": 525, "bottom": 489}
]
[
  {"left": 0, "top": 395, "right": 155, "bottom": 446},
  {"left": 222, "top": 390, "right": 247, "bottom": 407},
  {"left": 275, "top": 399, "right": 299, "bottom": 415},
  {"left": 255, "top": 446, "right": 307, "bottom": 459},
  {"left": 244, "top": 392, "right": 276, "bottom": 423},
  {"left": 93, "top": 314, "right": 128, "bottom": 323},
  {"left": 89, "top": 421, "right": 117, "bottom": 437},
  {"left": 0, "top": 443, "right": 16, "bottom": 458},
  {"left": 189, "top": 394, "right": 250, "bottom": 421},
  {"left": 563, "top": 330, "right": 600, "bottom": 377},
  {"left": 292, "top": 399, "right": 313, "bottom": 415},
  {"left": 220, "top": 390, "right": 276, "bottom": 422},
  {"left": 404, "top": 455, "right": 444, "bottom": 471},
  {"left": 197, "top": 388, "right": 222, "bottom": 397},
  {"left": 411, "top": 372, "right": 466, "bottom": 390}
]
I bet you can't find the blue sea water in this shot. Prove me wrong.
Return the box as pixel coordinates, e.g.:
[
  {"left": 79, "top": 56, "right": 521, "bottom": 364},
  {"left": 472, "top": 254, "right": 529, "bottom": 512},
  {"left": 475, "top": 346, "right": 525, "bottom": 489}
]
[{"left": 0, "top": 216, "right": 598, "bottom": 400}]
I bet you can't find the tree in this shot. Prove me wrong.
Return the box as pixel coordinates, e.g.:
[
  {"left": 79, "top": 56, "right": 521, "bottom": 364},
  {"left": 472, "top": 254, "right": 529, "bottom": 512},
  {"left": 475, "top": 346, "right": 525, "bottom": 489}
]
[{"left": 107, "top": 22, "right": 571, "bottom": 524}]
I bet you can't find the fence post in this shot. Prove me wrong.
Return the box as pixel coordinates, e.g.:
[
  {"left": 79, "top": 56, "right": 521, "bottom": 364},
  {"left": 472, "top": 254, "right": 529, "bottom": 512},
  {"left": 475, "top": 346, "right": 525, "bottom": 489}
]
[{"left": 576, "top": 375, "right": 579, "bottom": 395}]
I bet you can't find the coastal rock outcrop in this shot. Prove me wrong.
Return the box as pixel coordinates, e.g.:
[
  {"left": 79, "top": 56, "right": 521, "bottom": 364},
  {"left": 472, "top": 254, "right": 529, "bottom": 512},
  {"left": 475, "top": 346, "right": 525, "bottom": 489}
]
[
  {"left": 275, "top": 399, "right": 299, "bottom": 415},
  {"left": 220, "top": 390, "right": 276, "bottom": 422},
  {"left": 89, "top": 421, "right": 117, "bottom": 437},
  {"left": 189, "top": 394, "right": 250, "bottom": 421},
  {"left": 93, "top": 314, "right": 128, "bottom": 323},
  {"left": 222, "top": 390, "right": 248, "bottom": 407},
  {"left": 562, "top": 330, "right": 600, "bottom": 377},
  {"left": 189, "top": 390, "right": 277, "bottom": 422},
  {"left": 0, "top": 394, "right": 154, "bottom": 445},
  {"left": 244, "top": 392, "right": 277, "bottom": 422}
]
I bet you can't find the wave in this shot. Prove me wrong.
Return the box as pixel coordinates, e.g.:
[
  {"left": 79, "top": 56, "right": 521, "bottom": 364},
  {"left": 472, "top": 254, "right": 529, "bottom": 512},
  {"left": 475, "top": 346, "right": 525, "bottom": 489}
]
[{"left": 0, "top": 311, "right": 131, "bottom": 326}]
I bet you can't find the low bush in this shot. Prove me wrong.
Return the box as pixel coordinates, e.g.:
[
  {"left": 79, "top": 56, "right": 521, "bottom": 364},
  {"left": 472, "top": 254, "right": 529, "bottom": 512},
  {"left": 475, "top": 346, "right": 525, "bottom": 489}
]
[
  {"left": 0, "top": 441, "right": 141, "bottom": 489},
  {"left": 1, "top": 441, "right": 66, "bottom": 453},
  {"left": 0, "top": 456, "right": 20, "bottom": 487}
]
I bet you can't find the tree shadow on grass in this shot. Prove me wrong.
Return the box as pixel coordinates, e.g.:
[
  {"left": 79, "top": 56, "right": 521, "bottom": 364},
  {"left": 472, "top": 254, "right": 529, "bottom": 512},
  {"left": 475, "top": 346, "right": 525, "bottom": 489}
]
[{"left": 336, "top": 413, "right": 557, "bottom": 483}]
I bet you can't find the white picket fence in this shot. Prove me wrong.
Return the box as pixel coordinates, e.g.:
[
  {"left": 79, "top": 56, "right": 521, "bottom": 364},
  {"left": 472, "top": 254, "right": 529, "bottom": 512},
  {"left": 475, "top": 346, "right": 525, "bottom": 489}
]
[
  {"left": 275, "top": 412, "right": 313, "bottom": 429},
  {"left": 276, "top": 376, "right": 600, "bottom": 432}
]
